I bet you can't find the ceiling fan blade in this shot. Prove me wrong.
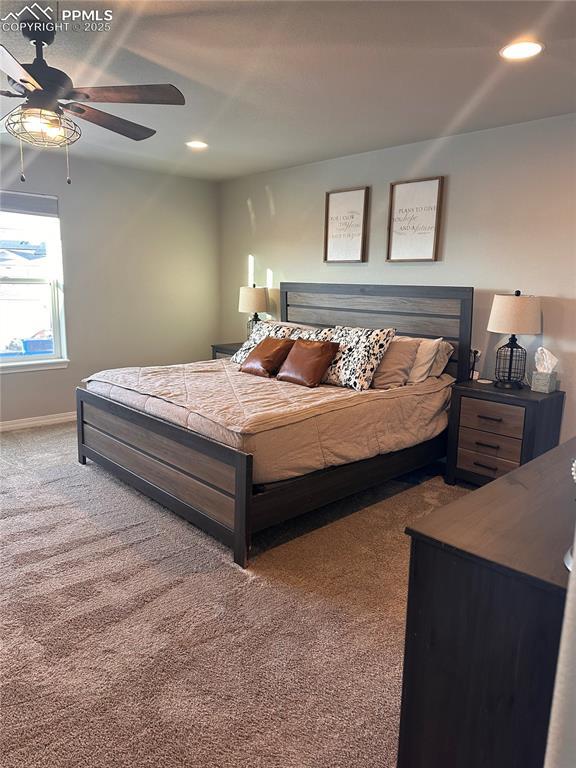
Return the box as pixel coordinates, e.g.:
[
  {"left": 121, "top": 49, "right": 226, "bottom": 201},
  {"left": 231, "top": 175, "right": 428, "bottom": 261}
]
[
  {"left": 0, "top": 90, "right": 24, "bottom": 98},
  {"left": 1, "top": 104, "right": 20, "bottom": 122},
  {"left": 0, "top": 45, "right": 42, "bottom": 92},
  {"left": 66, "top": 84, "right": 185, "bottom": 105},
  {"left": 62, "top": 102, "right": 156, "bottom": 141}
]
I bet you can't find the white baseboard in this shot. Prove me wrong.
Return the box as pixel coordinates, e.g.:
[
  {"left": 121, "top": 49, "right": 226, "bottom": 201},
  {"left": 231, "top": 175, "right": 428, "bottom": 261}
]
[{"left": 0, "top": 411, "right": 76, "bottom": 433}]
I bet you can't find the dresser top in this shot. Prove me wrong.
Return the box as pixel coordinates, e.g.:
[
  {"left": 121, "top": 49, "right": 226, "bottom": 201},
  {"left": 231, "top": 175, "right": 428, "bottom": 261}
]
[
  {"left": 408, "top": 437, "right": 576, "bottom": 591},
  {"left": 454, "top": 379, "right": 565, "bottom": 404}
]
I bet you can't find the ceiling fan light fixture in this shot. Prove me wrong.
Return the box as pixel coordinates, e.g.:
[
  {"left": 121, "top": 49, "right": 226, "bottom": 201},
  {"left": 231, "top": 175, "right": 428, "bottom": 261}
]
[
  {"left": 499, "top": 40, "right": 544, "bottom": 60},
  {"left": 186, "top": 139, "right": 209, "bottom": 150},
  {"left": 6, "top": 107, "right": 81, "bottom": 148}
]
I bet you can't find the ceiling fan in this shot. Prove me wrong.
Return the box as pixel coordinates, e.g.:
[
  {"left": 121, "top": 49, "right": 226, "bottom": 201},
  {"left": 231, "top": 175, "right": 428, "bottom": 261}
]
[{"left": 0, "top": 24, "right": 185, "bottom": 151}]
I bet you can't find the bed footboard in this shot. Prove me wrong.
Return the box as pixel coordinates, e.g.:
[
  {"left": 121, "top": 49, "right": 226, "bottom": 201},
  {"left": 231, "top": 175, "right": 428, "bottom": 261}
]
[{"left": 76, "top": 388, "right": 253, "bottom": 567}]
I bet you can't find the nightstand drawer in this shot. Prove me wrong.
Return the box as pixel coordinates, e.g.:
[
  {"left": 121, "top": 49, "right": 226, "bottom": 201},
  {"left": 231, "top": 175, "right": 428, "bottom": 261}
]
[
  {"left": 460, "top": 397, "right": 525, "bottom": 439},
  {"left": 457, "top": 448, "right": 519, "bottom": 479},
  {"left": 458, "top": 426, "right": 522, "bottom": 463}
]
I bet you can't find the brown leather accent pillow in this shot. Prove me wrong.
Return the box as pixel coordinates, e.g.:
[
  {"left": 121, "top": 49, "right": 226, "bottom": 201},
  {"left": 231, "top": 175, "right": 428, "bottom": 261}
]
[
  {"left": 277, "top": 339, "right": 340, "bottom": 387},
  {"left": 240, "top": 337, "right": 295, "bottom": 378}
]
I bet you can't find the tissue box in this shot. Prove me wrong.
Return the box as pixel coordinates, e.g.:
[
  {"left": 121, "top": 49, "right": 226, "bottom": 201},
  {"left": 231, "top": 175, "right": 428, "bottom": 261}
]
[{"left": 531, "top": 371, "right": 558, "bottom": 393}]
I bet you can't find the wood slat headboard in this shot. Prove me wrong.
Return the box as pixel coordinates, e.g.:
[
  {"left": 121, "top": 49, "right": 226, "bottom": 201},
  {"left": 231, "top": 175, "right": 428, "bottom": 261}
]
[{"left": 280, "top": 282, "right": 474, "bottom": 382}]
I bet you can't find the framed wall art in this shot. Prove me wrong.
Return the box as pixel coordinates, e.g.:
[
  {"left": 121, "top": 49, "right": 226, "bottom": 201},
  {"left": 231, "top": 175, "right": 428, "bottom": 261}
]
[
  {"left": 386, "top": 176, "right": 444, "bottom": 262},
  {"left": 324, "top": 186, "right": 369, "bottom": 263}
]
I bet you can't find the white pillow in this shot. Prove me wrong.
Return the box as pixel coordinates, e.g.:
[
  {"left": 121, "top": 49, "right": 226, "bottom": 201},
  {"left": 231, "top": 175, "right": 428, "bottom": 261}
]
[
  {"left": 406, "top": 338, "right": 443, "bottom": 384},
  {"left": 429, "top": 341, "right": 455, "bottom": 377}
]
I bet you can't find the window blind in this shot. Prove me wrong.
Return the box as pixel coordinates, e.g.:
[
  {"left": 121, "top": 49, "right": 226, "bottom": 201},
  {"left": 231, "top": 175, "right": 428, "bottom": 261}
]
[{"left": 0, "top": 190, "right": 59, "bottom": 217}]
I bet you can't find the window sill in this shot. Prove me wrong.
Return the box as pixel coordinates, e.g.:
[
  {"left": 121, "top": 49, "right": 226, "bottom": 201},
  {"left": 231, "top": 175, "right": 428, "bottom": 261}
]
[{"left": 0, "top": 358, "right": 69, "bottom": 374}]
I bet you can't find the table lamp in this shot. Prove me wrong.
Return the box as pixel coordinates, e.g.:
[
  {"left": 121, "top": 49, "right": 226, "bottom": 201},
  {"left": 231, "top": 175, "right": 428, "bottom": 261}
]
[
  {"left": 487, "top": 290, "right": 541, "bottom": 389},
  {"left": 238, "top": 286, "right": 268, "bottom": 337}
]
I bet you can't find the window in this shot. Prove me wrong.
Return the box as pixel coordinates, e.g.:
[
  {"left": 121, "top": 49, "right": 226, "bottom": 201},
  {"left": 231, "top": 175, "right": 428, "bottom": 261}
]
[{"left": 0, "top": 193, "right": 67, "bottom": 370}]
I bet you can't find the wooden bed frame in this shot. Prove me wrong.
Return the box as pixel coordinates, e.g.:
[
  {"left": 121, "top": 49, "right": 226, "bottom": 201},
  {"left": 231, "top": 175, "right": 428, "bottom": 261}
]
[{"left": 76, "top": 282, "right": 473, "bottom": 567}]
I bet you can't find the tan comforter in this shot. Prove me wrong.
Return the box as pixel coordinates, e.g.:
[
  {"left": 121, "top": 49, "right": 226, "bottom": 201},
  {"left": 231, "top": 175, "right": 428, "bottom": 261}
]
[{"left": 85, "top": 359, "right": 453, "bottom": 484}]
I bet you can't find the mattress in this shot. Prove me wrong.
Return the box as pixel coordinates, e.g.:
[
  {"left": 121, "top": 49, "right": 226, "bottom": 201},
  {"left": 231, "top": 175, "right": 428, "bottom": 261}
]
[{"left": 85, "top": 359, "right": 453, "bottom": 484}]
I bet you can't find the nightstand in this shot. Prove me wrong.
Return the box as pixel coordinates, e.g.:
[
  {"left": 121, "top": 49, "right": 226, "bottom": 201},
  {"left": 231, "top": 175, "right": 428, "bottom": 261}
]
[
  {"left": 446, "top": 380, "right": 565, "bottom": 485},
  {"left": 211, "top": 342, "right": 243, "bottom": 360}
]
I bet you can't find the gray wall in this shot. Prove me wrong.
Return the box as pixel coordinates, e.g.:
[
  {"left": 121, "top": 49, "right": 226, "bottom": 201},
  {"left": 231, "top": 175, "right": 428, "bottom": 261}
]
[
  {"left": 0, "top": 147, "right": 219, "bottom": 422},
  {"left": 2, "top": 115, "right": 575, "bottom": 439},
  {"left": 219, "top": 114, "right": 576, "bottom": 441}
]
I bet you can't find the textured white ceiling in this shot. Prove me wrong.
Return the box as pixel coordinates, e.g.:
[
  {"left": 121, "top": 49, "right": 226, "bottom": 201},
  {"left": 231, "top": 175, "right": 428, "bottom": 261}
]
[{"left": 1, "top": 0, "right": 575, "bottom": 179}]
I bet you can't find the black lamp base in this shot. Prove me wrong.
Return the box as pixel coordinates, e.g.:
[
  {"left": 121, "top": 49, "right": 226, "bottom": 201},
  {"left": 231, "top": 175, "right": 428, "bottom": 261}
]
[
  {"left": 494, "top": 379, "right": 524, "bottom": 390},
  {"left": 246, "top": 312, "right": 261, "bottom": 338},
  {"left": 493, "top": 334, "right": 526, "bottom": 390}
]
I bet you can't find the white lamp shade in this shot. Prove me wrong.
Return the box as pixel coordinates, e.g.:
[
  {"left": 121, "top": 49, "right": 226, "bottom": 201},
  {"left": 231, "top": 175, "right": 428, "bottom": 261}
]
[
  {"left": 238, "top": 286, "right": 268, "bottom": 314},
  {"left": 487, "top": 293, "right": 542, "bottom": 335}
]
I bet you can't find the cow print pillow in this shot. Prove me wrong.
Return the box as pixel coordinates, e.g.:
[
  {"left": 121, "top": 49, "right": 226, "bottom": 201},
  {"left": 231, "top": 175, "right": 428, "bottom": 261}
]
[
  {"left": 323, "top": 326, "right": 396, "bottom": 391},
  {"left": 294, "top": 327, "right": 335, "bottom": 342},
  {"left": 230, "top": 323, "right": 293, "bottom": 364}
]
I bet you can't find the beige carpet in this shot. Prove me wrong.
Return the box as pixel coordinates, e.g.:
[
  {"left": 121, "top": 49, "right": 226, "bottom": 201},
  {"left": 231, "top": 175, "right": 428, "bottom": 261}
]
[{"left": 0, "top": 424, "right": 468, "bottom": 768}]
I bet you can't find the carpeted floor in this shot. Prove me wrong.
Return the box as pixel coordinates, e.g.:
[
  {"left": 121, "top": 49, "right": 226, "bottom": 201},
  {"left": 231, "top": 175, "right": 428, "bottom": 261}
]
[{"left": 0, "top": 424, "right": 468, "bottom": 768}]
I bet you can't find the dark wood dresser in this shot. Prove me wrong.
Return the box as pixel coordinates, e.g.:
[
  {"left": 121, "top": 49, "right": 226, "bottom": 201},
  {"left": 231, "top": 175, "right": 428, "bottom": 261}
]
[{"left": 398, "top": 437, "right": 576, "bottom": 768}]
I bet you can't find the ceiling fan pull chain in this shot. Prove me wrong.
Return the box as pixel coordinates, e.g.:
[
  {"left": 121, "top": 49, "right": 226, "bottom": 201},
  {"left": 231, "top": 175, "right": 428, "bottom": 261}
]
[
  {"left": 65, "top": 142, "right": 71, "bottom": 185},
  {"left": 19, "top": 139, "right": 25, "bottom": 182}
]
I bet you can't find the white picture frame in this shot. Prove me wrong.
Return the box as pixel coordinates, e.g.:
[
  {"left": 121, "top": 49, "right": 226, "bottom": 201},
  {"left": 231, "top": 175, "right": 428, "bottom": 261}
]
[
  {"left": 324, "top": 187, "right": 369, "bottom": 263},
  {"left": 387, "top": 176, "right": 444, "bottom": 262}
]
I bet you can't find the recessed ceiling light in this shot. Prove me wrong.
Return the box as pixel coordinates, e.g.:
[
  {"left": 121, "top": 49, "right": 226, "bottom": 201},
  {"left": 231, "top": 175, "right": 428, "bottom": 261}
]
[
  {"left": 499, "top": 41, "right": 544, "bottom": 60},
  {"left": 186, "top": 140, "right": 209, "bottom": 150}
]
